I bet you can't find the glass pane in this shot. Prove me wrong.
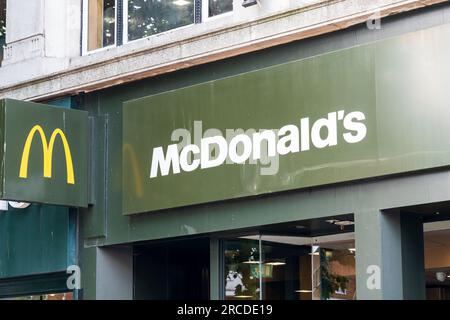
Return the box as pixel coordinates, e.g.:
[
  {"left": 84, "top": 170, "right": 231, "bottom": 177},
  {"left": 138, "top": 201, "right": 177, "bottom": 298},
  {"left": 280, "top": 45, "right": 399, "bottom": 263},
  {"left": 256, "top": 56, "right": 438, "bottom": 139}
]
[
  {"left": 311, "top": 243, "right": 356, "bottom": 300},
  {"left": 424, "top": 224, "right": 450, "bottom": 300},
  {"left": 224, "top": 239, "right": 261, "bottom": 300},
  {"left": 209, "top": 0, "right": 233, "bottom": 17},
  {"left": 0, "top": 0, "right": 6, "bottom": 63},
  {"left": 0, "top": 0, "right": 6, "bottom": 64},
  {"left": 260, "top": 238, "right": 312, "bottom": 300},
  {"left": 0, "top": 0, "right": 5, "bottom": 37},
  {"left": 128, "top": 0, "right": 194, "bottom": 41},
  {"left": 88, "top": 0, "right": 115, "bottom": 51},
  {"left": 103, "top": 0, "right": 116, "bottom": 47}
]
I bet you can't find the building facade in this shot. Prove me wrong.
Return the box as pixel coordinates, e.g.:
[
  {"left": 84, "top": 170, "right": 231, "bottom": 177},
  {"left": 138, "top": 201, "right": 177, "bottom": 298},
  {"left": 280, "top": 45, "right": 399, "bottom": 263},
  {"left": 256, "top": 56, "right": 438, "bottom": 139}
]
[{"left": 1, "top": 0, "right": 450, "bottom": 300}]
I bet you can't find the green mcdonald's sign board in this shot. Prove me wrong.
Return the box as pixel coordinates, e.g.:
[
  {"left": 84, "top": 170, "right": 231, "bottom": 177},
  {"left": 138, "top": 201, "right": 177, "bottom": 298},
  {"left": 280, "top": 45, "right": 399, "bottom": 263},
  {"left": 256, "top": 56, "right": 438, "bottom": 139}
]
[
  {"left": 0, "top": 99, "right": 88, "bottom": 207},
  {"left": 123, "top": 23, "right": 450, "bottom": 215}
]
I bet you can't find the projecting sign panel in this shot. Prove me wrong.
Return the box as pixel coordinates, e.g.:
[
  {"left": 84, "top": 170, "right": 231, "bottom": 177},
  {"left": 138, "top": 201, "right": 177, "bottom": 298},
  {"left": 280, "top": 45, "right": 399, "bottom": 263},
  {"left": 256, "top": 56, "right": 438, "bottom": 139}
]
[{"left": 0, "top": 99, "right": 88, "bottom": 207}]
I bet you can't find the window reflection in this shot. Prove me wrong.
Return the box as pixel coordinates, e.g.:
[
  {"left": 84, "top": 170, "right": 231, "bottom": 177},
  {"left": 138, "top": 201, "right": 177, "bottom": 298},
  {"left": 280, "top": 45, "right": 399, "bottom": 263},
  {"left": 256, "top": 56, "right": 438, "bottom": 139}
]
[
  {"left": 88, "top": 0, "right": 116, "bottom": 51},
  {"left": 224, "top": 239, "right": 260, "bottom": 300},
  {"left": 0, "top": 0, "right": 6, "bottom": 64},
  {"left": 127, "top": 0, "right": 194, "bottom": 41},
  {"left": 312, "top": 245, "right": 356, "bottom": 300},
  {"left": 209, "top": 0, "right": 233, "bottom": 17},
  {"left": 0, "top": 0, "right": 5, "bottom": 37}
]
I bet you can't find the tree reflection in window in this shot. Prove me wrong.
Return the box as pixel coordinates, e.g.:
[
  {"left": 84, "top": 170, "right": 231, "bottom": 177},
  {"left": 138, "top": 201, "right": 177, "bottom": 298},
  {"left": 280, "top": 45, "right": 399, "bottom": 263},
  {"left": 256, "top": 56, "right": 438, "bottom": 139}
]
[
  {"left": 209, "top": 0, "right": 232, "bottom": 17},
  {"left": 0, "top": 0, "right": 6, "bottom": 38},
  {"left": 128, "top": 0, "right": 194, "bottom": 41},
  {"left": 103, "top": 0, "right": 116, "bottom": 47},
  {"left": 0, "top": 0, "right": 6, "bottom": 64},
  {"left": 87, "top": 0, "right": 115, "bottom": 51}
]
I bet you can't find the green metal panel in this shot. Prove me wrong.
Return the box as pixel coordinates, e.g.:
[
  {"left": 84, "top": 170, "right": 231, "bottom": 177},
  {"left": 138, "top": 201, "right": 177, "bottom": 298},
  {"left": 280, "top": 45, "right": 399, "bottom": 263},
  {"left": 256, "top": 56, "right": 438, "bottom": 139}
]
[
  {"left": 0, "top": 272, "right": 69, "bottom": 298},
  {"left": 123, "top": 22, "right": 450, "bottom": 214},
  {"left": 0, "top": 205, "right": 69, "bottom": 278},
  {"left": 355, "top": 211, "right": 425, "bottom": 300},
  {"left": 0, "top": 99, "right": 4, "bottom": 191},
  {"left": 82, "top": 15, "right": 450, "bottom": 246},
  {"left": 82, "top": 113, "right": 108, "bottom": 239},
  {"left": 0, "top": 98, "right": 76, "bottom": 299},
  {"left": 0, "top": 99, "right": 88, "bottom": 207},
  {"left": 79, "top": 246, "right": 97, "bottom": 300}
]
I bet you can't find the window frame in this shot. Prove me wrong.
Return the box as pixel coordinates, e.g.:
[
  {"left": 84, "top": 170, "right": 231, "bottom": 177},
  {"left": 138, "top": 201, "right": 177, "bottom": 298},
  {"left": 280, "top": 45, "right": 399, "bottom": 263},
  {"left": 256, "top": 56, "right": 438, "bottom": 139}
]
[
  {"left": 82, "top": 0, "right": 118, "bottom": 55},
  {"left": 82, "top": 0, "right": 236, "bottom": 53}
]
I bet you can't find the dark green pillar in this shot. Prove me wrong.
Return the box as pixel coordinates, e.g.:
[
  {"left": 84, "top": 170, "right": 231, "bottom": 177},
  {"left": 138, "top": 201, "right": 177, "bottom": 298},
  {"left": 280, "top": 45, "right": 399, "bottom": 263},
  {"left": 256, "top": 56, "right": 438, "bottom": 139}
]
[
  {"left": 210, "top": 237, "right": 221, "bottom": 300},
  {"left": 355, "top": 210, "right": 425, "bottom": 300}
]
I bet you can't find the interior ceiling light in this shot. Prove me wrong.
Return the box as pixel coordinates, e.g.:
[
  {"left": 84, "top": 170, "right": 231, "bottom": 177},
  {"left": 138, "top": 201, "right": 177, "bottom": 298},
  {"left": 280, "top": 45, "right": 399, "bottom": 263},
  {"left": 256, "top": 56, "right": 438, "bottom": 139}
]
[
  {"left": 295, "top": 290, "right": 313, "bottom": 293},
  {"left": 334, "top": 220, "right": 354, "bottom": 226},
  {"left": 326, "top": 219, "right": 354, "bottom": 226},
  {"left": 242, "top": 0, "right": 258, "bottom": 8},
  {"left": 173, "top": 0, "right": 190, "bottom": 6},
  {"left": 266, "top": 260, "right": 286, "bottom": 266},
  {"left": 326, "top": 219, "right": 354, "bottom": 230}
]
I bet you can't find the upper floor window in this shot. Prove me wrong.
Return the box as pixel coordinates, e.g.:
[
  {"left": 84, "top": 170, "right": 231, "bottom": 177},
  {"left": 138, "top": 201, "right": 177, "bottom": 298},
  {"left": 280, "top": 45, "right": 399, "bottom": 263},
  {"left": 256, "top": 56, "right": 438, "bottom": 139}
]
[
  {"left": 126, "top": 0, "right": 195, "bottom": 42},
  {"left": 0, "top": 0, "right": 6, "bottom": 64},
  {"left": 84, "top": 0, "right": 116, "bottom": 52},
  {"left": 83, "top": 0, "right": 234, "bottom": 53},
  {"left": 207, "top": 0, "right": 233, "bottom": 18}
]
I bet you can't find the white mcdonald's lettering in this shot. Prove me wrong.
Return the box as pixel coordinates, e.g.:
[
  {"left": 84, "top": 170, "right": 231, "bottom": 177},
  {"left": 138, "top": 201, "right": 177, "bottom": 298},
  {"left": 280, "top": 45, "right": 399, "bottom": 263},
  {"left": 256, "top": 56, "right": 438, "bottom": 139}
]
[{"left": 149, "top": 110, "right": 367, "bottom": 179}]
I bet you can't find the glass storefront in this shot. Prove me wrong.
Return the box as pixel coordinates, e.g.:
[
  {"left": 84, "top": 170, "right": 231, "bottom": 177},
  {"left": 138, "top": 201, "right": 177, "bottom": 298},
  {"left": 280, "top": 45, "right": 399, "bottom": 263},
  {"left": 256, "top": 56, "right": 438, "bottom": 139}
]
[
  {"left": 221, "top": 214, "right": 450, "bottom": 300},
  {"left": 223, "top": 216, "right": 356, "bottom": 300},
  {"left": 130, "top": 213, "right": 450, "bottom": 300}
]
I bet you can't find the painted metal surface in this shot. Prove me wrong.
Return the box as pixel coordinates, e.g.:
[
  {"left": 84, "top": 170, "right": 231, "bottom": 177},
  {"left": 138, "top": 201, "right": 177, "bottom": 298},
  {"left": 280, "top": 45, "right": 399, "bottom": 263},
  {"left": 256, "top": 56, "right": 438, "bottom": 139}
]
[
  {"left": 0, "top": 97, "right": 77, "bottom": 285},
  {"left": 0, "top": 204, "right": 69, "bottom": 278},
  {"left": 81, "top": 12, "right": 450, "bottom": 246},
  {"left": 0, "top": 99, "right": 88, "bottom": 207},
  {"left": 0, "top": 272, "right": 70, "bottom": 298},
  {"left": 123, "top": 22, "right": 450, "bottom": 214}
]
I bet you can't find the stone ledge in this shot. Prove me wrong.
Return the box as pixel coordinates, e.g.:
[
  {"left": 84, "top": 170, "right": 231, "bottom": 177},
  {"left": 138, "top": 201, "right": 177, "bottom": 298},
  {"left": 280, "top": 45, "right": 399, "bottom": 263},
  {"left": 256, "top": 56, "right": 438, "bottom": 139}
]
[{"left": 0, "top": 0, "right": 446, "bottom": 101}]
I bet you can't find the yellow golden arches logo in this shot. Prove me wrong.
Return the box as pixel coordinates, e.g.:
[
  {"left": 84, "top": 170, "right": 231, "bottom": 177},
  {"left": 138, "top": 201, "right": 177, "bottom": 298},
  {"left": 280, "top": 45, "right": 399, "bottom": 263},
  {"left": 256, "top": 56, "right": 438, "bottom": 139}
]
[{"left": 19, "top": 125, "right": 75, "bottom": 185}]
